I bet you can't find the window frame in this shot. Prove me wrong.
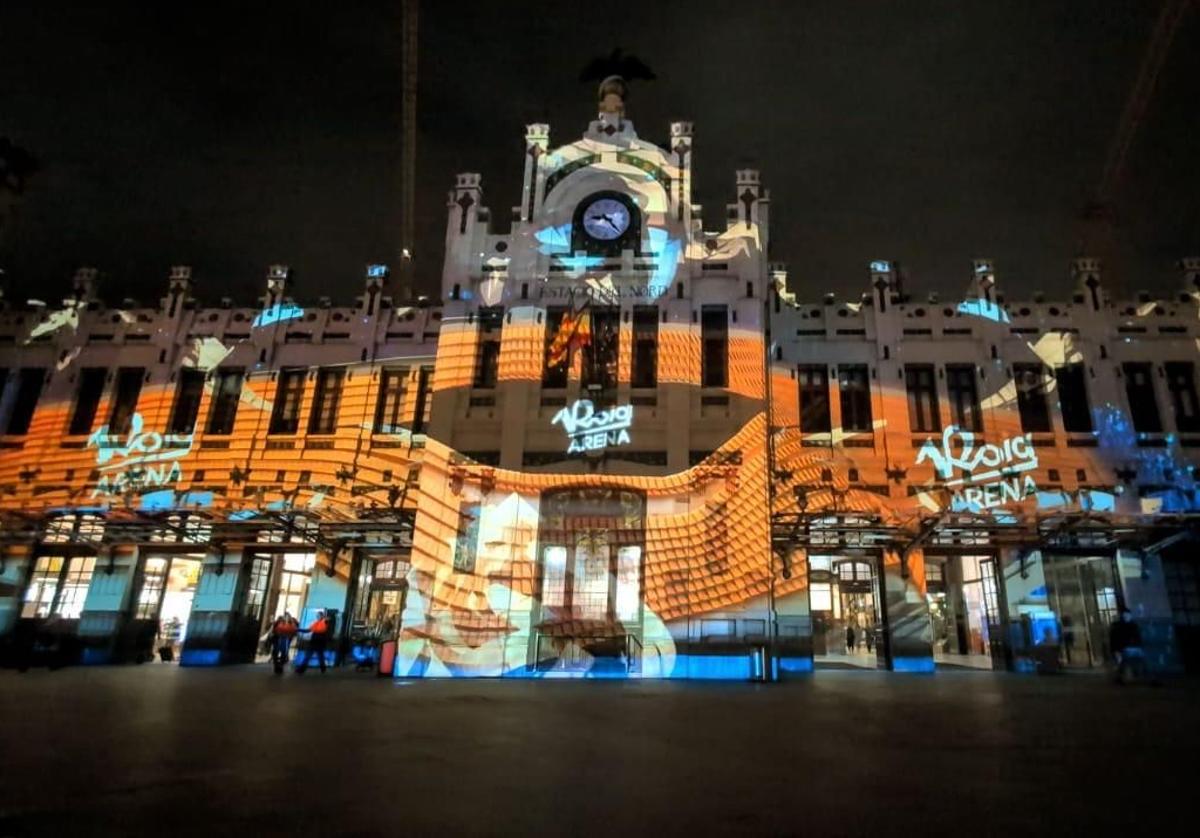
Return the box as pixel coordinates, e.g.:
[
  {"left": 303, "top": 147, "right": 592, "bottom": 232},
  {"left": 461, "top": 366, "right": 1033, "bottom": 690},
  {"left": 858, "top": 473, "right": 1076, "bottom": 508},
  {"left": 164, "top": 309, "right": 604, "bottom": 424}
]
[
  {"left": 945, "top": 364, "right": 982, "bottom": 432},
  {"left": 837, "top": 364, "right": 872, "bottom": 433},
  {"left": 1165, "top": 361, "right": 1200, "bottom": 433},
  {"left": 1122, "top": 362, "right": 1163, "bottom": 433},
  {"left": 904, "top": 364, "right": 941, "bottom": 434},
  {"left": 700, "top": 305, "right": 729, "bottom": 388},
  {"left": 307, "top": 367, "right": 345, "bottom": 435},
  {"left": 1013, "top": 363, "right": 1053, "bottom": 434},
  {"left": 108, "top": 367, "right": 146, "bottom": 436},
  {"left": 68, "top": 367, "right": 108, "bottom": 436},
  {"left": 1055, "top": 363, "right": 1093, "bottom": 433},
  {"left": 631, "top": 305, "right": 658, "bottom": 389},
  {"left": 205, "top": 367, "right": 245, "bottom": 435},
  {"left": 167, "top": 367, "right": 206, "bottom": 435},
  {"left": 269, "top": 368, "right": 306, "bottom": 435},
  {"left": 374, "top": 368, "right": 409, "bottom": 434},
  {"left": 798, "top": 364, "right": 832, "bottom": 434}
]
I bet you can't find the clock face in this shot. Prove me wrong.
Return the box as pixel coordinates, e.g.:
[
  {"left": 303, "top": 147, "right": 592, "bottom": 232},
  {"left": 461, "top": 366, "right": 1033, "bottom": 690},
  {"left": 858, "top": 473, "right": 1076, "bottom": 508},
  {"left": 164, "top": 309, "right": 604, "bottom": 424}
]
[{"left": 581, "top": 197, "right": 632, "bottom": 240}]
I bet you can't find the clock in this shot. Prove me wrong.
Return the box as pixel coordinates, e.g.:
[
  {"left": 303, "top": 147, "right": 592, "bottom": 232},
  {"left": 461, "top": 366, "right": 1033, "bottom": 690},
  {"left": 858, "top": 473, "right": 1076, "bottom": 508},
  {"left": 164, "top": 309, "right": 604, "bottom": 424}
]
[{"left": 580, "top": 197, "right": 632, "bottom": 241}]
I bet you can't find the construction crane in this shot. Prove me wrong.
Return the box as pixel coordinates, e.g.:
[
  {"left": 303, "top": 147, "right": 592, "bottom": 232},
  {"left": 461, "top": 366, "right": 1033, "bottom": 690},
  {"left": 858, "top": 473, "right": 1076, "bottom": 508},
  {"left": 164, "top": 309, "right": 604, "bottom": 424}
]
[
  {"left": 1081, "top": 0, "right": 1191, "bottom": 252},
  {"left": 398, "top": 0, "right": 418, "bottom": 299}
]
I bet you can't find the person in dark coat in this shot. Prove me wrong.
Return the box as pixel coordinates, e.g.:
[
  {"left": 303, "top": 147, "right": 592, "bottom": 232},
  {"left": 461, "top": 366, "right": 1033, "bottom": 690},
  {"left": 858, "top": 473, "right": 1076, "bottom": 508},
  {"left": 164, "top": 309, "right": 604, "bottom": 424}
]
[
  {"left": 846, "top": 624, "right": 856, "bottom": 653},
  {"left": 1109, "top": 609, "right": 1144, "bottom": 684}
]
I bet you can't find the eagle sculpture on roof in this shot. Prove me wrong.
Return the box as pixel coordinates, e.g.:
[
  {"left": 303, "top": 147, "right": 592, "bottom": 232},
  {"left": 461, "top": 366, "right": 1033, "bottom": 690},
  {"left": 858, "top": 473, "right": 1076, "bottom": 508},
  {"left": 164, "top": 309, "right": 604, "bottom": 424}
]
[{"left": 578, "top": 49, "right": 656, "bottom": 84}]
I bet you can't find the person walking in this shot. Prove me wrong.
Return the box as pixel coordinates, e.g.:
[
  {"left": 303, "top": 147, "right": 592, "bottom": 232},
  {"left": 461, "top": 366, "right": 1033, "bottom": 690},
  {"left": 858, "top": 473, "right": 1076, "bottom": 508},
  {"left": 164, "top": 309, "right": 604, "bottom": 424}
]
[
  {"left": 846, "top": 624, "right": 856, "bottom": 654},
  {"left": 296, "top": 609, "right": 330, "bottom": 675},
  {"left": 1109, "top": 608, "right": 1145, "bottom": 684},
  {"left": 270, "top": 611, "right": 299, "bottom": 675}
]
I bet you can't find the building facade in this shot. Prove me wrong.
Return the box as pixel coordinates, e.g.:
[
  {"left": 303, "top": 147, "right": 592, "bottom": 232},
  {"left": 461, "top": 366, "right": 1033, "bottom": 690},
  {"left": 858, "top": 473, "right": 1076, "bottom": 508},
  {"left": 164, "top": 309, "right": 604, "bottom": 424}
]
[{"left": 2, "top": 81, "right": 1199, "bottom": 677}]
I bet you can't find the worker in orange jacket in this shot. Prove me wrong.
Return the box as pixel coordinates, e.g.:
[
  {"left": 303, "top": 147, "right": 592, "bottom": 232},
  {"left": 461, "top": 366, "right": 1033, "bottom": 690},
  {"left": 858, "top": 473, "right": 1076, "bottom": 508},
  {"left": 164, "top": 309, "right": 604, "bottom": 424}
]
[
  {"left": 270, "top": 612, "right": 299, "bottom": 675},
  {"left": 295, "top": 609, "right": 329, "bottom": 674}
]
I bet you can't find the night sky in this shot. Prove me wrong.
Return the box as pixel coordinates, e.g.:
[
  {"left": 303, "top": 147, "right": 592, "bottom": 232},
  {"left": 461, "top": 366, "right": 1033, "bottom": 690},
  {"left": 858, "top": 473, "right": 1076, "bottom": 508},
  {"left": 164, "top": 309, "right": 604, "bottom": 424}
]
[{"left": 1, "top": 0, "right": 1198, "bottom": 305}]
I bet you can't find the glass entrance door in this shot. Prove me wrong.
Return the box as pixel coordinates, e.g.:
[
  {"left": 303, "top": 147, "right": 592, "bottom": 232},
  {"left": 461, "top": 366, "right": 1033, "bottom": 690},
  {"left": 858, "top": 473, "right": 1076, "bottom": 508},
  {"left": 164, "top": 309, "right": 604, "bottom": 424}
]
[
  {"left": 134, "top": 554, "right": 202, "bottom": 661},
  {"left": 929, "top": 555, "right": 1003, "bottom": 670},
  {"left": 811, "top": 557, "right": 882, "bottom": 669},
  {"left": 234, "top": 552, "right": 315, "bottom": 663},
  {"left": 535, "top": 488, "right": 646, "bottom": 674},
  {"left": 540, "top": 531, "right": 636, "bottom": 624},
  {"left": 1044, "top": 554, "right": 1120, "bottom": 668}
]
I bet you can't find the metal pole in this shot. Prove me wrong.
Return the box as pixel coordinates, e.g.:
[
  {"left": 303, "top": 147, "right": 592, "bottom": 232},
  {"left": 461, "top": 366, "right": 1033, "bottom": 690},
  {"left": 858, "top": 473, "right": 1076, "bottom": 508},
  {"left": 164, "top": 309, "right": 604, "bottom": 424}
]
[{"left": 398, "top": 0, "right": 418, "bottom": 299}]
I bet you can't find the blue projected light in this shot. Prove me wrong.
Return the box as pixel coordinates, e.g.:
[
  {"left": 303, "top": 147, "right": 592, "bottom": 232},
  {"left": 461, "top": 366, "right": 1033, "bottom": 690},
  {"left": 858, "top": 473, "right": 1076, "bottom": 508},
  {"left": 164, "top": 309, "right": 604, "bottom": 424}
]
[
  {"left": 180, "top": 649, "right": 222, "bottom": 666},
  {"left": 648, "top": 228, "right": 681, "bottom": 297},
  {"left": 139, "top": 489, "right": 176, "bottom": 511},
  {"left": 534, "top": 223, "right": 571, "bottom": 253},
  {"left": 252, "top": 301, "right": 304, "bottom": 328},
  {"left": 956, "top": 298, "right": 1010, "bottom": 323},
  {"left": 892, "top": 656, "right": 936, "bottom": 673}
]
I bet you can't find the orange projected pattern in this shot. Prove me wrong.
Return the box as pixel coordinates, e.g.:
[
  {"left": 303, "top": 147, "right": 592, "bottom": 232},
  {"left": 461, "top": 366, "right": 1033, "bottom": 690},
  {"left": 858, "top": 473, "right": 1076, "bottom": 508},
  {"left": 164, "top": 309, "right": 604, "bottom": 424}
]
[
  {"left": 0, "top": 364, "right": 431, "bottom": 581},
  {"left": 399, "top": 415, "right": 774, "bottom": 675}
]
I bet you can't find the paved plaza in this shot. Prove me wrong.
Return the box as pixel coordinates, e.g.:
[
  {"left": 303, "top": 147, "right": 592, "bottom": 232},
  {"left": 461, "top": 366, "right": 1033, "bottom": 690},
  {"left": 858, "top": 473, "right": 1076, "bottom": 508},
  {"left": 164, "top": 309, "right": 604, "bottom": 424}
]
[{"left": 1, "top": 666, "right": 1196, "bottom": 836}]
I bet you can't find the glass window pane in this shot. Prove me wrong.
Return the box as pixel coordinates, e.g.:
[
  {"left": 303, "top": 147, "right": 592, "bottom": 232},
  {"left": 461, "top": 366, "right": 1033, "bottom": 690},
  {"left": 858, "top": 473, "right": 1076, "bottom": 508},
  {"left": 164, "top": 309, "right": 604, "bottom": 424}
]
[
  {"left": 615, "top": 546, "right": 641, "bottom": 621},
  {"left": 810, "top": 582, "right": 832, "bottom": 612},
  {"left": 542, "top": 546, "right": 567, "bottom": 607}
]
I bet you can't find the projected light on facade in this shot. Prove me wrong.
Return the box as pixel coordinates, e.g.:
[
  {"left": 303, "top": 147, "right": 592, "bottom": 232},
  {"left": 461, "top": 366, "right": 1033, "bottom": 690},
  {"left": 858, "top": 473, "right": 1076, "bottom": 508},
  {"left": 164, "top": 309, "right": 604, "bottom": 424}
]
[
  {"left": 551, "top": 399, "right": 634, "bottom": 454},
  {"left": 87, "top": 413, "right": 194, "bottom": 499}
]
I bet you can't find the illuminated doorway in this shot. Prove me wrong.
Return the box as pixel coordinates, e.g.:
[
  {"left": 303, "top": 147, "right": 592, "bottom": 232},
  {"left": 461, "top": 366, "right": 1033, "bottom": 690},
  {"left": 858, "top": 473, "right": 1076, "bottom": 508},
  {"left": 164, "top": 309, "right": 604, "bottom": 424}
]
[
  {"left": 810, "top": 555, "right": 883, "bottom": 669},
  {"left": 132, "top": 554, "right": 203, "bottom": 662},
  {"left": 1043, "top": 554, "right": 1121, "bottom": 669},
  {"left": 350, "top": 553, "right": 409, "bottom": 637},
  {"left": 233, "top": 551, "right": 316, "bottom": 663},
  {"left": 927, "top": 554, "right": 1003, "bottom": 670},
  {"left": 534, "top": 488, "right": 645, "bottom": 674}
]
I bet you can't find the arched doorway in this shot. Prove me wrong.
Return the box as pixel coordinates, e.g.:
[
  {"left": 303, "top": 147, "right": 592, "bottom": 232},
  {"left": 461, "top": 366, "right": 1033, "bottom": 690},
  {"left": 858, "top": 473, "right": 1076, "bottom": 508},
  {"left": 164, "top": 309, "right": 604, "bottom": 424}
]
[
  {"left": 532, "top": 487, "right": 646, "bottom": 674},
  {"left": 810, "top": 555, "right": 883, "bottom": 669}
]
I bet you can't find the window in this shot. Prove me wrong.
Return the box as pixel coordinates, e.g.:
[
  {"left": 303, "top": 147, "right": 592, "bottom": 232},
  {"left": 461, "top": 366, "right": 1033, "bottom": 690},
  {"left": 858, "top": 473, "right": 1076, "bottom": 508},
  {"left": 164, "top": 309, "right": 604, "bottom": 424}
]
[
  {"left": 1122, "top": 362, "right": 1162, "bottom": 433},
  {"left": 1164, "top": 559, "right": 1200, "bottom": 627},
  {"left": 945, "top": 364, "right": 982, "bottom": 432},
  {"left": 809, "top": 582, "right": 832, "bottom": 612},
  {"left": 474, "top": 307, "right": 503, "bottom": 388},
  {"left": 452, "top": 502, "right": 481, "bottom": 573},
  {"left": 838, "top": 365, "right": 872, "bottom": 433},
  {"left": 904, "top": 365, "right": 940, "bottom": 433},
  {"left": 308, "top": 368, "right": 344, "bottom": 434},
  {"left": 136, "top": 557, "right": 169, "bottom": 619},
  {"left": 1056, "top": 363, "right": 1093, "bottom": 433},
  {"left": 1014, "top": 363, "right": 1052, "bottom": 433},
  {"left": 167, "top": 368, "right": 205, "bottom": 435},
  {"left": 701, "top": 305, "right": 728, "bottom": 387},
  {"left": 55, "top": 556, "right": 96, "bottom": 619},
  {"left": 798, "top": 365, "right": 831, "bottom": 433},
  {"left": 411, "top": 366, "right": 433, "bottom": 435},
  {"left": 374, "top": 368, "right": 408, "bottom": 434},
  {"left": 269, "top": 369, "right": 306, "bottom": 434},
  {"left": 108, "top": 367, "right": 145, "bottom": 435},
  {"left": 206, "top": 368, "right": 244, "bottom": 434},
  {"left": 1165, "top": 362, "right": 1200, "bottom": 433},
  {"left": 69, "top": 368, "right": 107, "bottom": 435},
  {"left": 631, "top": 305, "right": 658, "bottom": 388},
  {"left": 581, "top": 307, "right": 619, "bottom": 390},
  {"left": 543, "top": 308, "right": 568, "bottom": 389},
  {"left": 5, "top": 367, "right": 45, "bottom": 435},
  {"left": 22, "top": 556, "right": 65, "bottom": 618}
]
